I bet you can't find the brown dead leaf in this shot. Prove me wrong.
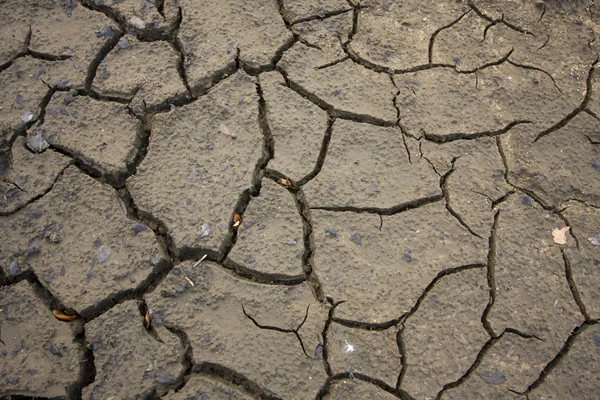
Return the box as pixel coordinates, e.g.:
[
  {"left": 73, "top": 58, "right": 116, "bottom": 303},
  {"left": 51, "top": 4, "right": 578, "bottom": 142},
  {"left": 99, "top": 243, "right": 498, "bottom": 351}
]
[
  {"left": 52, "top": 310, "right": 78, "bottom": 321},
  {"left": 279, "top": 178, "right": 291, "bottom": 188},
  {"left": 552, "top": 226, "right": 570, "bottom": 245},
  {"left": 145, "top": 310, "right": 151, "bottom": 329},
  {"left": 233, "top": 213, "right": 242, "bottom": 228}
]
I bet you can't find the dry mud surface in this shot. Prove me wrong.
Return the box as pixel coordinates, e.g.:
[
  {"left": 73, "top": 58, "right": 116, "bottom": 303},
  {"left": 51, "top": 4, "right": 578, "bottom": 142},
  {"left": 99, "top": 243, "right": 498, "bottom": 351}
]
[{"left": 0, "top": 0, "right": 599, "bottom": 399}]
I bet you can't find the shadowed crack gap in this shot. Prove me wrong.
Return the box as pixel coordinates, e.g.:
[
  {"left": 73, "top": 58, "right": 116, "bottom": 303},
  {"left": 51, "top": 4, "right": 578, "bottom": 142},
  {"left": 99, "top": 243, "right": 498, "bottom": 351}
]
[
  {"left": 440, "top": 157, "right": 483, "bottom": 238},
  {"left": 511, "top": 321, "right": 596, "bottom": 396},
  {"left": 560, "top": 249, "right": 591, "bottom": 321},
  {"left": 315, "top": 370, "right": 416, "bottom": 400},
  {"left": 435, "top": 328, "right": 540, "bottom": 400},
  {"left": 310, "top": 194, "right": 444, "bottom": 215},
  {"left": 423, "top": 120, "right": 532, "bottom": 144},
  {"left": 534, "top": 58, "right": 598, "bottom": 142},
  {"left": 297, "top": 116, "right": 335, "bottom": 186},
  {"left": 192, "top": 362, "right": 282, "bottom": 399},
  {"left": 321, "top": 298, "right": 344, "bottom": 376},
  {"left": 428, "top": 9, "right": 472, "bottom": 64},
  {"left": 276, "top": 68, "right": 396, "bottom": 127},
  {"left": 481, "top": 210, "right": 500, "bottom": 338},
  {"left": 242, "top": 303, "right": 312, "bottom": 358}
]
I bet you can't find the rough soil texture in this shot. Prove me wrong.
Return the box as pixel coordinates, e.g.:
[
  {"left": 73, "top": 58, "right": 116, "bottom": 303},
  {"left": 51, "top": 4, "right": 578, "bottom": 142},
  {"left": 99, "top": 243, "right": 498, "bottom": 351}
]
[{"left": 0, "top": 1, "right": 599, "bottom": 399}]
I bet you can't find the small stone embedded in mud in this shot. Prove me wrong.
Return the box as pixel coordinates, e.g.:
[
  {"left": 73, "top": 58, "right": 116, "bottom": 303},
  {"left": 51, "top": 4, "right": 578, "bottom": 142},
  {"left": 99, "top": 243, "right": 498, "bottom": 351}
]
[
  {"left": 477, "top": 369, "right": 507, "bottom": 385},
  {"left": 522, "top": 196, "right": 533, "bottom": 207},
  {"left": 244, "top": 256, "right": 256, "bottom": 264},
  {"left": 328, "top": 184, "right": 335, "bottom": 190},
  {"left": 8, "top": 260, "right": 20, "bottom": 276},
  {"left": 129, "top": 15, "right": 146, "bottom": 30},
  {"left": 325, "top": 227, "right": 338, "bottom": 239},
  {"left": 131, "top": 224, "right": 148, "bottom": 234},
  {"left": 350, "top": 233, "right": 362, "bottom": 245},
  {"left": 198, "top": 223, "right": 211, "bottom": 239},
  {"left": 26, "top": 129, "right": 49, "bottom": 153},
  {"left": 315, "top": 344, "right": 324, "bottom": 359},
  {"left": 21, "top": 111, "right": 33, "bottom": 123},
  {"left": 97, "top": 26, "right": 116, "bottom": 38},
  {"left": 588, "top": 236, "right": 600, "bottom": 246},
  {"left": 117, "top": 37, "right": 130, "bottom": 50},
  {"left": 12, "top": 339, "right": 25, "bottom": 356},
  {"left": 45, "top": 231, "right": 61, "bottom": 243},
  {"left": 404, "top": 252, "right": 413, "bottom": 263},
  {"left": 96, "top": 245, "right": 111, "bottom": 264},
  {"left": 50, "top": 343, "right": 63, "bottom": 357},
  {"left": 594, "top": 335, "right": 600, "bottom": 346},
  {"left": 287, "top": 239, "right": 297, "bottom": 246}
]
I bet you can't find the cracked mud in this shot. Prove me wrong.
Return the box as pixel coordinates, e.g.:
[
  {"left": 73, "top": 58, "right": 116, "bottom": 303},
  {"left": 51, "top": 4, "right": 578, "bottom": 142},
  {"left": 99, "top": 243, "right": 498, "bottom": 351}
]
[{"left": 0, "top": 1, "right": 599, "bottom": 399}]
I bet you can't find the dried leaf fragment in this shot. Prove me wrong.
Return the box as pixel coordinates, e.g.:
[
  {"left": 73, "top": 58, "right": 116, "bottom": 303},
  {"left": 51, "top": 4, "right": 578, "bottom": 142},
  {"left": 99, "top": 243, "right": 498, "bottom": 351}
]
[
  {"left": 233, "top": 213, "right": 242, "bottom": 228},
  {"left": 552, "top": 226, "right": 570, "bottom": 245},
  {"left": 145, "top": 310, "right": 151, "bottom": 329},
  {"left": 52, "top": 310, "right": 78, "bottom": 321},
  {"left": 279, "top": 178, "right": 292, "bottom": 188}
]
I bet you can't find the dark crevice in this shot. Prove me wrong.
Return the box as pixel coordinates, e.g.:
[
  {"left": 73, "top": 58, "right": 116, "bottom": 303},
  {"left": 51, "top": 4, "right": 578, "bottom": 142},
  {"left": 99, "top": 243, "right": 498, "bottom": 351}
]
[
  {"left": 321, "top": 298, "right": 344, "bottom": 376},
  {"left": 440, "top": 157, "right": 483, "bottom": 238},
  {"left": 395, "top": 326, "right": 407, "bottom": 390},
  {"left": 84, "top": 30, "right": 124, "bottom": 91},
  {"left": 218, "top": 257, "right": 306, "bottom": 286},
  {"left": 481, "top": 211, "right": 500, "bottom": 338},
  {"left": 290, "top": 8, "right": 354, "bottom": 26},
  {"left": 295, "top": 189, "right": 325, "bottom": 302},
  {"left": 428, "top": 10, "right": 472, "bottom": 64},
  {"left": 515, "top": 321, "right": 596, "bottom": 395},
  {"left": 315, "top": 56, "right": 350, "bottom": 70},
  {"left": 534, "top": 58, "right": 598, "bottom": 142},
  {"left": 536, "top": 34, "right": 550, "bottom": 52},
  {"left": 468, "top": 1, "right": 535, "bottom": 37},
  {"left": 78, "top": 0, "right": 176, "bottom": 41},
  {"left": 435, "top": 333, "right": 502, "bottom": 399},
  {"left": 242, "top": 303, "right": 312, "bottom": 357},
  {"left": 316, "top": 370, "right": 416, "bottom": 400},
  {"left": 0, "top": 161, "right": 72, "bottom": 217},
  {"left": 310, "top": 194, "right": 444, "bottom": 216},
  {"left": 561, "top": 249, "right": 591, "bottom": 321},
  {"left": 170, "top": 8, "right": 194, "bottom": 99},
  {"left": 162, "top": 325, "right": 194, "bottom": 394},
  {"left": 297, "top": 116, "right": 335, "bottom": 186},
  {"left": 423, "top": 120, "right": 531, "bottom": 144},
  {"left": 67, "top": 328, "right": 96, "bottom": 400},
  {"left": 192, "top": 362, "right": 282, "bottom": 400},
  {"left": 277, "top": 68, "right": 396, "bottom": 126},
  {"left": 333, "top": 263, "right": 486, "bottom": 333},
  {"left": 507, "top": 59, "right": 562, "bottom": 94}
]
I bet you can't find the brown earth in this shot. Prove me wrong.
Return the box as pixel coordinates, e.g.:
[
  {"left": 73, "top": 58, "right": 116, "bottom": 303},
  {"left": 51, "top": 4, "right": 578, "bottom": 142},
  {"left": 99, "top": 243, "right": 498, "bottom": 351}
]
[{"left": 0, "top": 0, "right": 599, "bottom": 399}]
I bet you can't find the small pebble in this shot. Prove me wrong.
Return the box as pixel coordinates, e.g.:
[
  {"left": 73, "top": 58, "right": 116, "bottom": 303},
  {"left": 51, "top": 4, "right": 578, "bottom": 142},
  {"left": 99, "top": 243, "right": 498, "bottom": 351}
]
[
  {"left": 588, "top": 236, "right": 600, "bottom": 246},
  {"left": 198, "top": 223, "right": 211, "bottom": 239},
  {"left": 21, "top": 111, "right": 33, "bottom": 123},
  {"left": 132, "top": 224, "right": 148, "bottom": 234},
  {"left": 117, "top": 37, "right": 130, "bottom": 50},
  {"left": 26, "top": 129, "right": 49, "bottom": 153},
  {"left": 325, "top": 227, "right": 337, "bottom": 238},
  {"left": 244, "top": 256, "right": 256, "bottom": 264},
  {"left": 287, "top": 239, "right": 297, "bottom": 246},
  {"left": 404, "top": 253, "right": 413, "bottom": 263},
  {"left": 522, "top": 196, "right": 533, "bottom": 207},
  {"left": 50, "top": 343, "right": 63, "bottom": 357},
  {"left": 96, "top": 245, "right": 111, "bottom": 264},
  {"left": 9, "top": 260, "right": 20, "bottom": 276},
  {"left": 97, "top": 26, "right": 116, "bottom": 38},
  {"left": 350, "top": 233, "right": 362, "bottom": 245},
  {"left": 129, "top": 15, "right": 146, "bottom": 29}
]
